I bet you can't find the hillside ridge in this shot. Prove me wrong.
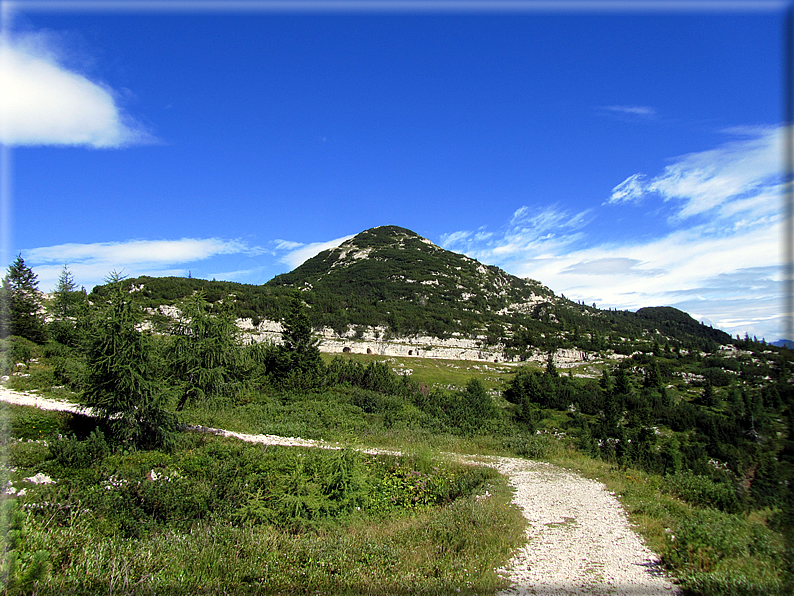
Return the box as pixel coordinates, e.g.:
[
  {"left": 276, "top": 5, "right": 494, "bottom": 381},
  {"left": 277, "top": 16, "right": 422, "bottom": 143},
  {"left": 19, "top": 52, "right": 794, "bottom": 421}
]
[{"left": 92, "top": 225, "right": 735, "bottom": 361}]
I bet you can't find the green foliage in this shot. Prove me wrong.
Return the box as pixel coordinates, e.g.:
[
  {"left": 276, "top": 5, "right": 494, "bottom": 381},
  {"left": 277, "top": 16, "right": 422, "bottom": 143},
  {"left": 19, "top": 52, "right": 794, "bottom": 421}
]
[
  {"left": 49, "top": 430, "right": 111, "bottom": 469},
  {"left": 169, "top": 293, "right": 246, "bottom": 410},
  {"left": 0, "top": 336, "right": 39, "bottom": 375},
  {"left": 280, "top": 290, "right": 323, "bottom": 372},
  {"left": 664, "top": 472, "right": 741, "bottom": 513},
  {"left": 1, "top": 256, "right": 47, "bottom": 343},
  {"left": 47, "top": 266, "right": 90, "bottom": 349},
  {"left": 0, "top": 500, "right": 49, "bottom": 592},
  {"left": 82, "top": 279, "right": 176, "bottom": 449},
  {"left": 664, "top": 508, "right": 785, "bottom": 582}
]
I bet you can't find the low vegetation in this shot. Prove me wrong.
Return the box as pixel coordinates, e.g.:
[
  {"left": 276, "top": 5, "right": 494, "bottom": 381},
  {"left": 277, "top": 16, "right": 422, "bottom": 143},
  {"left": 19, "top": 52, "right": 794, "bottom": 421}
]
[
  {"left": 0, "top": 244, "right": 792, "bottom": 594},
  {"left": 0, "top": 405, "right": 524, "bottom": 595}
]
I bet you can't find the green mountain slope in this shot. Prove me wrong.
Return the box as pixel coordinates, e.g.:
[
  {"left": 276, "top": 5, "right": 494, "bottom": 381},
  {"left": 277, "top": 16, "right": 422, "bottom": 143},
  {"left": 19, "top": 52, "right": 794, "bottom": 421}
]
[{"left": 267, "top": 225, "right": 557, "bottom": 338}]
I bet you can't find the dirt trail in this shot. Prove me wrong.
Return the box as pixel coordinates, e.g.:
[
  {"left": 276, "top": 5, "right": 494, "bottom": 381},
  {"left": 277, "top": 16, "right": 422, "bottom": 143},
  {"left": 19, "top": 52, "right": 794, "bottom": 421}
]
[{"left": 0, "top": 387, "right": 678, "bottom": 595}]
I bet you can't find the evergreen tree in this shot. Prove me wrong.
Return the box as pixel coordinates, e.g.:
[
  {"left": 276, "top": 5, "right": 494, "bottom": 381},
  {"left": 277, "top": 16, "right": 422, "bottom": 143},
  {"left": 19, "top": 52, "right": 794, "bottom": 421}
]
[
  {"left": 599, "top": 368, "right": 614, "bottom": 394},
  {"left": 51, "top": 265, "right": 78, "bottom": 318},
  {"left": 545, "top": 350, "right": 558, "bottom": 377},
  {"left": 614, "top": 365, "right": 633, "bottom": 396},
  {"left": 643, "top": 359, "right": 662, "bottom": 389},
  {"left": 1, "top": 256, "right": 46, "bottom": 343},
  {"left": 280, "top": 289, "right": 323, "bottom": 377},
  {"left": 83, "top": 277, "right": 175, "bottom": 449},
  {"left": 170, "top": 293, "right": 245, "bottom": 411},
  {"left": 504, "top": 369, "right": 542, "bottom": 406},
  {"left": 462, "top": 377, "right": 498, "bottom": 423},
  {"left": 701, "top": 381, "right": 718, "bottom": 408},
  {"left": 48, "top": 265, "right": 89, "bottom": 347}
]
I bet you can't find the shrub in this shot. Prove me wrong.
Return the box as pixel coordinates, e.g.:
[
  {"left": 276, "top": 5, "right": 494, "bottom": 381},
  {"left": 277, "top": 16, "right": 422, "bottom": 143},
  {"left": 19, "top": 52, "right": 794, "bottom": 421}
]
[
  {"left": 48, "top": 430, "right": 110, "bottom": 469},
  {"left": 664, "top": 472, "right": 741, "bottom": 513}
]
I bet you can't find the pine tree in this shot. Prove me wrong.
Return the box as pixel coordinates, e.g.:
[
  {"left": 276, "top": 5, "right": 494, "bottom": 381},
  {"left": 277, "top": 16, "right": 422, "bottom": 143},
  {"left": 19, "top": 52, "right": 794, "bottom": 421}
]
[
  {"left": 48, "top": 265, "right": 89, "bottom": 346},
  {"left": 280, "top": 289, "right": 322, "bottom": 375},
  {"left": 643, "top": 359, "right": 662, "bottom": 389},
  {"left": 170, "top": 293, "right": 244, "bottom": 411},
  {"left": 545, "top": 350, "right": 558, "bottom": 378},
  {"left": 83, "top": 278, "right": 175, "bottom": 449},
  {"left": 614, "top": 365, "right": 633, "bottom": 396},
  {"left": 1, "top": 255, "right": 46, "bottom": 343},
  {"left": 51, "top": 265, "right": 78, "bottom": 318}
]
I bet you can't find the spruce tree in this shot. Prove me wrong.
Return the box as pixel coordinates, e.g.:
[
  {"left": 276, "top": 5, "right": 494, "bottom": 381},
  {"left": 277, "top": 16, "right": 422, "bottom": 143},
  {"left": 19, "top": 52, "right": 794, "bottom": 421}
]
[
  {"left": 170, "top": 293, "right": 244, "bottom": 411},
  {"left": 1, "top": 255, "right": 46, "bottom": 343},
  {"left": 48, "top": 265, "right": 89, "bottom": 346},
  {"left": 280, "top": 289, "right": 322, "bottom": 375},
  {"left": 51, "top": 265, "right": 78, "bottom": 318},
  {"left": 83, "top": 278, "right": 175, "bottom": 449}
]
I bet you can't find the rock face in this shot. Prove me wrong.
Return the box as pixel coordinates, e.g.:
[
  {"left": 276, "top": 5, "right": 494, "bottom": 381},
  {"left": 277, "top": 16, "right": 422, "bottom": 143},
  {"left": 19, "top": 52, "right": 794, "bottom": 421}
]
[
  {"left": 238, "top": 317, "right": 507, "bottom": 361},
  {"left": 237, "top": 317, "right": 612, "bottom": 368}
]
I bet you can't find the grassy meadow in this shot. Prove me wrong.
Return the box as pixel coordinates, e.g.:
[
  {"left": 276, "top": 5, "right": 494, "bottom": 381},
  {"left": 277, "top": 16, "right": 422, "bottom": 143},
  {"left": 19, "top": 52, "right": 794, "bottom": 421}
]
[{"left": 0, "top": 326, "right": 791, "bottom": 595}]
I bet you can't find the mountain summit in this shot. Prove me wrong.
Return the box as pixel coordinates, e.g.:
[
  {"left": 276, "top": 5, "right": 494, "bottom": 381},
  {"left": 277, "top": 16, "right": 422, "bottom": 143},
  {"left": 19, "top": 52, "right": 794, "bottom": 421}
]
[
  {"left": 265, "top": 225, "right": 732, "bottom": 352},
  {"left": 267, "top": 226, "right": 557, "bottom": 337}
]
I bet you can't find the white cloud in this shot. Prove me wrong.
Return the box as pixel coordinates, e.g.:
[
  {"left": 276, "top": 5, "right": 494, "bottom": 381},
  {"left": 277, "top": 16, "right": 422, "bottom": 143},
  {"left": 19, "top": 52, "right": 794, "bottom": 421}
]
[
  {"left": 279, "top": 234, "right": 355, "bottom": 269},
  {"left": 274, "top": 239, "right": 303, "bottom": 251},
  {"left": 603, "top": 105, "right": 657, "bottom": 118},
  {"left": 24, "top": 237, "right": 260, "bottom": 291},
  {"left": 27, "top": 238, "right": 252, "bottom": 266},
  {"left": 608, "top": 126, "right": 782, "bottom": 222},
  {"left": 442, "top": 204, "right": 590, "bottom": 264},
  {"left": 0, "top": 33, "right": 152, "bottom": 147},
  {"left": 608, "top": 173, "right": 648, "bottom": 204}
]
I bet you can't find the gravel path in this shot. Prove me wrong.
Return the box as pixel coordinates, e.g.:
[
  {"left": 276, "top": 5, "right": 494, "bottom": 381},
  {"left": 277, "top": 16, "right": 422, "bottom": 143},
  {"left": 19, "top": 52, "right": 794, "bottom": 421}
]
[
  {"left": 0, "top": 387, "right": 678, "bottom": 595},
  {"left": 486, "top": 456, "right": 678, "bottom": 595}
]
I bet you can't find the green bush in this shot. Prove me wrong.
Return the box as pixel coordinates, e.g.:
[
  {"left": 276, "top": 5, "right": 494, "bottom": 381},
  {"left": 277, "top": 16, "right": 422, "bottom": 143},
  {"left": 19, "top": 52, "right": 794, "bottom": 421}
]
[
  {"left": 664, "top": 508, "right": 784, "bottom": 585},
  {"left": 665, "top": 472, "right": 741, "bottom": 513},
  {"left": 48, "top": 430, "right": 110, "bottom": 469},
  {"left": 0, "top": 500, "right": 49, "bottom": 592},
  {"left": 8, "top": 441, "right": 49, "bottom": 469}
]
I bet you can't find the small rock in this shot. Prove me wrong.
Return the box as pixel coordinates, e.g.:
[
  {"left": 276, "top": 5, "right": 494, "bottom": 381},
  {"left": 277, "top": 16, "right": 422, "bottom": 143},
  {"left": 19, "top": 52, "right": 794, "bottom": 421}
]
[{"left": 24, "top": 473, "right": 54, "bottom": 485}]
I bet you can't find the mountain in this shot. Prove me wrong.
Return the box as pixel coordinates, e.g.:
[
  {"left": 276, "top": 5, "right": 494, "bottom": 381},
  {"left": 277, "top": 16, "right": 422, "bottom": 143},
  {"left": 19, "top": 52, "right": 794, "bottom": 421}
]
[
  {"left": 266, "top": 226, "right": 732, "bottom": 352},
  {"left": 267, "top": 226, "right": 559, "bottom": 337},
  {"left": 772, "top": 339, "right": 794, "bottom": 348},
  {"left": 94, "top": 225, "right": 734, "bottom": 354}
]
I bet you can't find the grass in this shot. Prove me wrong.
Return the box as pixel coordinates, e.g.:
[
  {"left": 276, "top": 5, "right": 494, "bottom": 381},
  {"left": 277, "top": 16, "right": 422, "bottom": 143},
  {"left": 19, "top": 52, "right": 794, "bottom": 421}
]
[
  {"left": 0, "top": 405, "right": 527, "bottom": 595},
  {"left": 321, "top": 352, "right": 522, "bottom": 394},
  {"left": 548, "top": 450, "right": 790, "bottom": 595}
]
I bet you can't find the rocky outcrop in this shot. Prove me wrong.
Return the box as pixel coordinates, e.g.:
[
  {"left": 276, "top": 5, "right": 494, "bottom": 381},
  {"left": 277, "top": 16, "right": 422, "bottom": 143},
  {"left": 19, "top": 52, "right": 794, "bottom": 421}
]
[{"left": 236, "top": 318, "right": 612, "bottom": 368}]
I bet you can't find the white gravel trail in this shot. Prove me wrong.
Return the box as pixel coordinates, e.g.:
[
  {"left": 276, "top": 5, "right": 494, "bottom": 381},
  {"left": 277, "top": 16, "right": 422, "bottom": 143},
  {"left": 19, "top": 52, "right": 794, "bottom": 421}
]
[
  {"left": 1, "top": 387, "right": 678, "bottom": 595},
  {"left": 485, "top": 456, "right": 678, "bottom": 596}
]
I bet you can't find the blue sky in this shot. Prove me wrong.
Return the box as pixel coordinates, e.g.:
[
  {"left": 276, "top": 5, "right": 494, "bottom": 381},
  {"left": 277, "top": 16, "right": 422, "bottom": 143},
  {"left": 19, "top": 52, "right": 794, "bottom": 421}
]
[{"left": 1, "top": 1, "right": 791, "bottom": 341}]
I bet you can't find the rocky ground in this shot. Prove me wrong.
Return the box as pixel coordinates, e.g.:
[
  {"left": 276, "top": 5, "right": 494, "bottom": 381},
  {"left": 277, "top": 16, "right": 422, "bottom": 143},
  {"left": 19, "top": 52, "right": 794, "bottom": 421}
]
[{"left": 0, "top": 387, "right": 678, "bottom": 595}]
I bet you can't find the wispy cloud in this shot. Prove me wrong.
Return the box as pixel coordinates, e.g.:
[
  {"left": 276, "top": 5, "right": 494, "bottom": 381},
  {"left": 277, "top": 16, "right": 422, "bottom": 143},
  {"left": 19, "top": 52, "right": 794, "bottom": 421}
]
[
  {"left": 274, "top": 239, "right": 303, "bottom": 251},
  {"left": 278, "top": 234, "right": 355, "bottom": 269},
  {"left": 608, "top": 173, "right": 648, "bottom": 204},
  {"left": 24, "top": 237, "right": 261, "bottom": 290},
  {"left": 440, "top": 124, "right": 789, "bottom": 340},
  {"left": 0, "top": 32, "right": 153, "bottom": 147},
  {"left": 607, "top": 126, "right": 782, "bottom": 223},
  {"left": 562, "top": 257, "right": 663, "bottom": 277},
  {"left": 441, "top": 204, "right": 591, "bottom": 264},
  {"left": 602, "top": 105, "right": 657, "bottom": 118}
]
